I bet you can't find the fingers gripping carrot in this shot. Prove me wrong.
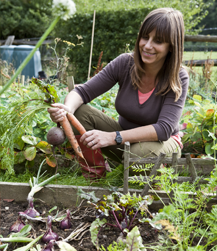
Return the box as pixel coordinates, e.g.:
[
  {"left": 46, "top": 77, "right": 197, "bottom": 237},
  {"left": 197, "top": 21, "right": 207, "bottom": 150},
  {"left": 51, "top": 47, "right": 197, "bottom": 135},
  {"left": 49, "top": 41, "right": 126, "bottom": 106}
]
[
  {"left": 60, "top": 116, "right": 84, "bottom": 159},
  {"left": 66, "top": 112, "right": 86, "bottom": 135}
]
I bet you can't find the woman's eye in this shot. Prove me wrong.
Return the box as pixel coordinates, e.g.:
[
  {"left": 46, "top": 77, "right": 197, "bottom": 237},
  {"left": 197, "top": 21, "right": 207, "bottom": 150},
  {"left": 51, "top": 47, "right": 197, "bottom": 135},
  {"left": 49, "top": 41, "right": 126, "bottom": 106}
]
[{"left": 143, "top": 36, "right": 149, "bottom": 40}]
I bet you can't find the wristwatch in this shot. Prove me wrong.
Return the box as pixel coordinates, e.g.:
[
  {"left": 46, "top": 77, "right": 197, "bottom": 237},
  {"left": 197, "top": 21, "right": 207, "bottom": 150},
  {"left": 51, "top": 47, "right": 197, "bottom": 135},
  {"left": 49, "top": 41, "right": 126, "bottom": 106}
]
[{"left": 115, "top": 131, "right": 122, "bottom": 145}]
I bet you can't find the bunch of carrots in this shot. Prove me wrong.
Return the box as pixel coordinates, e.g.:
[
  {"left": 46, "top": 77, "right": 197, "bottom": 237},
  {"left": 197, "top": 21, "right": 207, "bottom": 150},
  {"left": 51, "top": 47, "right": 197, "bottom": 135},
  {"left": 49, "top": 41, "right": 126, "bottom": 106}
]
[{"left": 60, "top": 113, "right": 86, "bottom": 159}]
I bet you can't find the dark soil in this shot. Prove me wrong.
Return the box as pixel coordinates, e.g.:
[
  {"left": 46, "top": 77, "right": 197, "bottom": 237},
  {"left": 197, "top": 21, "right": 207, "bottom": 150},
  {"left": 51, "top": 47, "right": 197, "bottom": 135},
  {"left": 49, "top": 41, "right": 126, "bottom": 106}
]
[{"left": 0, "top": 199, "right": 159, "bottom": 251}]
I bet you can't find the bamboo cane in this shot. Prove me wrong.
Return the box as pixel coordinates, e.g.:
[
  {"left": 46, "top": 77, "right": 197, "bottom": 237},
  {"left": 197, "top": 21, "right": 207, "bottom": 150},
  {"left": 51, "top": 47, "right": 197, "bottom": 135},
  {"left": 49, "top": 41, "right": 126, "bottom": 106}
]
[{"left": 87, "top": 10, "right": 96, "bottom": 80}]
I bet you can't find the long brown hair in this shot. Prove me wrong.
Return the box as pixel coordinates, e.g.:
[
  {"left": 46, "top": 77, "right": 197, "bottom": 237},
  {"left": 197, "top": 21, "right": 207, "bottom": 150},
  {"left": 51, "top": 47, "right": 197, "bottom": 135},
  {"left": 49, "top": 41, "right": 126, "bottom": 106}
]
[{"left": 131, "top": 8, "right": 184, "bottom": 101}]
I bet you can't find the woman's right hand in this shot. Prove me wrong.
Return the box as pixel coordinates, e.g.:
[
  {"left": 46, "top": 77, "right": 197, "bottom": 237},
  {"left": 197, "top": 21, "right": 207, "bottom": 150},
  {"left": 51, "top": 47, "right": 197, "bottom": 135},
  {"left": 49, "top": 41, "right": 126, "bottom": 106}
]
[{"left": 47, "top": 103, "right": 71, "bottom": 123}]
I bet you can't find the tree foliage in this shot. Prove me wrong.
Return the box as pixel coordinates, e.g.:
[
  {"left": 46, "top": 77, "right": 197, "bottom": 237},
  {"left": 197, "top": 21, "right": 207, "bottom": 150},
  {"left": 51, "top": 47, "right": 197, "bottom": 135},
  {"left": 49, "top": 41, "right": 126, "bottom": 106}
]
[
  {"left": 196, "top": 0, "right": 217, "bottom": 35},
  {"left": 72, "top": 0, "right": 212, "bottom": 34},
  {"left": 0, "top": 0, "right": 214, "bottom": 83},
  {"left": 53, "top": 0, "right": 213, "bottom": 83},
  {"left": 0, "top": 0, "right": 53, "bottom": 39}
]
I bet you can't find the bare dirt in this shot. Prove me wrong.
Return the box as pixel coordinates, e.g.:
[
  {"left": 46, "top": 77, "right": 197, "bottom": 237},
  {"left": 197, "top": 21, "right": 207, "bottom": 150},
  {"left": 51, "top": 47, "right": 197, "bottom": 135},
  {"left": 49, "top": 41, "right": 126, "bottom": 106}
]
[{"left": 0, "top": 199, "right": 159, "bottom": 251}]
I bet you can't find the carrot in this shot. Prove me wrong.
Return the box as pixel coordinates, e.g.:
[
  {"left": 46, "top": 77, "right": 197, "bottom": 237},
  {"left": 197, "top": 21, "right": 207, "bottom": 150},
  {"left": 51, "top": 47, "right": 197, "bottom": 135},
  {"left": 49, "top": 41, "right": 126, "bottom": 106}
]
[
  {"left": 67, "top": 112, "right": 86, "bottom": 135},
  {"left": 60, "top": 116, "right": 84, "bottom": 159}
]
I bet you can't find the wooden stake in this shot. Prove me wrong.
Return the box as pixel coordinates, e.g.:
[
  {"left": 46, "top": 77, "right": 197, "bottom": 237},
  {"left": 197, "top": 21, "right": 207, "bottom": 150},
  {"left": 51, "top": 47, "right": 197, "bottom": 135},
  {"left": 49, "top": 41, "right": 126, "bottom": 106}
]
[
  {"left": 67, "top": 76, "right": 75, "bottom": 92},
  {"left": 87, "top": 10, "right": 96, "bottom": 80},
  {"left": 21, "top": 75, "right": 25, "bottom": 86},
  {"left": 123, "top": 142, "right": 130, "bottom": 194}
]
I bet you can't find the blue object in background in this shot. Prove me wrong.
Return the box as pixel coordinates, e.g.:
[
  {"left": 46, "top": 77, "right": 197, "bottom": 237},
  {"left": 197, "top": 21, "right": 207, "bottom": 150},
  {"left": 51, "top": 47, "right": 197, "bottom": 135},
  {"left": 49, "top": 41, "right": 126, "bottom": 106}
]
[
  {"left": 0, "top": 45, "right": 16, "bottom": 65},
  {"left": 13, "top": 45, "right": 42, "bottom": 79},
  {"left": 0, "top": 44, "right": 42, "bottom": 79}
]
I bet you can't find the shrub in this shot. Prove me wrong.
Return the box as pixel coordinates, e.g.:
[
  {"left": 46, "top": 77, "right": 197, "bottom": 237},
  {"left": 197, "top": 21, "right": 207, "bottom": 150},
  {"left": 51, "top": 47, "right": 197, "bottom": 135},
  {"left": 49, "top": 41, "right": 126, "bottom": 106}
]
[{"left": 54, "top": 8, "right": 151, "bottom": 83}]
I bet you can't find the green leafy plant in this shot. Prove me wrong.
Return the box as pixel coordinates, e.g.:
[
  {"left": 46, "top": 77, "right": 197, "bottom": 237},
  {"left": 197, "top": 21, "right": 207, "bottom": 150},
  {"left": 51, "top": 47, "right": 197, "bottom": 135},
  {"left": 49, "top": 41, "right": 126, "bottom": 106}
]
[
  {"left": 90, "top": 84, "right": 119, "bottom": 121},
  {"left": 181, "top": 94, "right": 217, "bottom": 156},
  {"left": 100, "top": 240, "right": 126, "bottom": 251},
  {"left": 124, "top": 226, "right": 146, "bottom": 251},
  {"left": 90, "top": 218, "right": 107, "bottom": 249},
  {"left": 78, "top": 189, "right": 153, "bottom": 249},
  {"left": 203, "top": 204, "right": 217, "bottom": 248},
  {"left": 0, "top": 78, "right": 70, "bottom": 174},
  {"left": 100, "top": 226, "right": 146, "bottom": 251},
  {"left": 186, "top": 69, "right": 216, "bottom": 101},
  {"left": 130, "top": 165, "right": 217, "bottom": 250}
]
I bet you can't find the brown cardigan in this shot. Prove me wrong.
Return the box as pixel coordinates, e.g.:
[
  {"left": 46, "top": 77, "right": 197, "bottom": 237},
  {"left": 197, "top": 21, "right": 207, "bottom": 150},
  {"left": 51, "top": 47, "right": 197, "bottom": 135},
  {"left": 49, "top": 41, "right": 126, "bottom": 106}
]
[{"left": 74, "top": 53, "right": 189, "bottom": 141}]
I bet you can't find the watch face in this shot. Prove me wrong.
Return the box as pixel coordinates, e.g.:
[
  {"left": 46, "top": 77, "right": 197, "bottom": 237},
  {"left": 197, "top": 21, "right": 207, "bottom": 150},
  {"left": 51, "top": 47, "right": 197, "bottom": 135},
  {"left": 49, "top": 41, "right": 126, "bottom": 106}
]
[
  {"left": 115, "top": 131, "right": 122, "bottom": 145},
  {"left": 116, "top": 135, "right": 122, "bottom": 144}
]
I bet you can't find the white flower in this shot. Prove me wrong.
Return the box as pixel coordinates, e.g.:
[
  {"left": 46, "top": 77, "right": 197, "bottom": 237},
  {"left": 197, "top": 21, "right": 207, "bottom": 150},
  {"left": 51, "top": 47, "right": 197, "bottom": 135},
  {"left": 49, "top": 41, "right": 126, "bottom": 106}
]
[{"left": 52, "top": 0, "right": 76, "bottom": 21}]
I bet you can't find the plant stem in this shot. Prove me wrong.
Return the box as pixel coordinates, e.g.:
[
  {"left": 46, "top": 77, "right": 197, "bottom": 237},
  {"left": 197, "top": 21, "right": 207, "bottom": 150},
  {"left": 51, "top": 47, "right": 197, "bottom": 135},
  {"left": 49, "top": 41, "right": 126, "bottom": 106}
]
[
  {"left": 106, "top": 223, "right": 118, "bottom": 228},
  {"left": 0, "top": 244, "right": 8, "bottom": 249},
  {"left": 204, "top": 235, "right": 217, "bottom": 248},
  {"left": 0, "top": 16, "right": 60, "bottom": 96},
  {"left": 112, "top": 210, "right": 122, "bottom": 232},
  {"left": 28, "top": 173, "right": 60, "bottom": 201},
  {"left": 0, "top": 237, "right": 33, "bottom": 243},
  {"left": 128, "top": 208, "right": 140, "bottom": 230},
  {"left": 13, "top": 234, "right": 43, "bottom": 251},
  {"left": 197, "top": 225, "right": 209, "bottom": 246},
  {"left": 38, "top": 173, "right": 60, "bottom": 187}
]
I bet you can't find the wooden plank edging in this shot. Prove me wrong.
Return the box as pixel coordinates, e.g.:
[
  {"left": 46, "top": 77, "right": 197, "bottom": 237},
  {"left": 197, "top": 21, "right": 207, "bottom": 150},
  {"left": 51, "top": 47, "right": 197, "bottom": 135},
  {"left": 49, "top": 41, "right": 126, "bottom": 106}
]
[
  {"left": 0, "top": 182, "right": 216, "bottom": 211},
  {"left": 129, "top": 157, "right": 216, "bottom": 166}
]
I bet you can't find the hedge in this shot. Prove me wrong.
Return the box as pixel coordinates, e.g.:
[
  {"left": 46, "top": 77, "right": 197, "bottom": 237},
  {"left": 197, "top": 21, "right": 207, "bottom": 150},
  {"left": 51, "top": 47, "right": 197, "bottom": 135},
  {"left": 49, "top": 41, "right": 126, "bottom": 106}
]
[
  {"left": 0, "top": 0, "right": 212, "bottom": 83},
  {"left": 54, "top": 8, "right": 153, "bottom": 83}
]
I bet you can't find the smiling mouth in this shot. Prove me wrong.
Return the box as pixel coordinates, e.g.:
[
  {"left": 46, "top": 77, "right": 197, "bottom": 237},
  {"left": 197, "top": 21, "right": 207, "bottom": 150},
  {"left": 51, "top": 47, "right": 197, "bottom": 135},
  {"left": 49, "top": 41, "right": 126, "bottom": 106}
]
[{"left": 143, "top": 51, "right": 155, "bottom": 56}]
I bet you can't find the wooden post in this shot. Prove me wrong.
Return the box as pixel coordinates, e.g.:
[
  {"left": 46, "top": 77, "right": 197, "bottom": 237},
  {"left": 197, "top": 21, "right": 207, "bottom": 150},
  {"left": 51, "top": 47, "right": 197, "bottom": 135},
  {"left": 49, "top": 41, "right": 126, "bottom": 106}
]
[
  {"left": 185, "top": 153, "right": 197, "bottom": 181},
  {"left": 87, "top": 10, "right": 96, "bottom": 80},
  {"left": 184, "top": 34, "right": 217, "bottom": 43},
  {"left": 67, "top": 76, "right": 75, "bottom": 92},
  {"left": 172, "top": 152, "right": 178, "bottom": 174},
  {"left": 123, "top": 142, "right": 130, "bottom": 194},
  {"left": 5, "top": 35, "right": 15, "bottom": 45}
]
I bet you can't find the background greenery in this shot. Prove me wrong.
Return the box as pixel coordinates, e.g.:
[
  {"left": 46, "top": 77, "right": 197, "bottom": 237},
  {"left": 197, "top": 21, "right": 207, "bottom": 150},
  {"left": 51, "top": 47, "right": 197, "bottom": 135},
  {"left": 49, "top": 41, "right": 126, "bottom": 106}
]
[
  {"left": 0, "top": 0, "right": 214, "bottom": 83},
  {"left": 53, "top": 0, "right": 213, "bottom": 83},
  {"left": 0, "top": 0, "right": 53, "bottom": 39}
]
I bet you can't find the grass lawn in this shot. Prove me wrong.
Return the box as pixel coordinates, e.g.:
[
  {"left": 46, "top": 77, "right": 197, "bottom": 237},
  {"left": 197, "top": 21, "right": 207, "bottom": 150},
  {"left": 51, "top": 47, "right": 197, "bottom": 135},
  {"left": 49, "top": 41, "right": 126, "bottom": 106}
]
[
  {"left": 183, "top": 51, "right": 217, "bottom": 61},
  {"left": 183, "top": 51, "right": 217, "bottom": 80}
]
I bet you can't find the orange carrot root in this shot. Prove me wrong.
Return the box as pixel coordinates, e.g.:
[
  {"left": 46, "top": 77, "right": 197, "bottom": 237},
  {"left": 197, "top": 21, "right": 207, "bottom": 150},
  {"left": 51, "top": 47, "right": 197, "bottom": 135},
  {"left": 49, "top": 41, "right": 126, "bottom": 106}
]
[
  {"left": 60, "top": 116, "right": 84, "bottom": 159},
  {"left": 67, "top": 112, "right": 86, "bottom": 135}
]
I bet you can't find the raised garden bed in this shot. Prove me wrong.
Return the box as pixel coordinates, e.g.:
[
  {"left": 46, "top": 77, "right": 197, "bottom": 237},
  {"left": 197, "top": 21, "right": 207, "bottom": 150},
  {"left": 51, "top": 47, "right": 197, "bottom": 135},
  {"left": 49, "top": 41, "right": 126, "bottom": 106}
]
[
  {"left": 1, "top": 145, "right": 217, "bottom": 250},
  {"left": 1, "top": 179, "right": 217, "bottom": 250}
]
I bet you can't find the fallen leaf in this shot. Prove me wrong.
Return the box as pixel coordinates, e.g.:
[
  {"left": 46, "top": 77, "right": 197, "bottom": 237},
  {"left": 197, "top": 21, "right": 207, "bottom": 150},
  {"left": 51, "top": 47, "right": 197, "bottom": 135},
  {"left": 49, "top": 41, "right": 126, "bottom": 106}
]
[{"left": 3, "top": 199, "right": 14, "bottom": 202}]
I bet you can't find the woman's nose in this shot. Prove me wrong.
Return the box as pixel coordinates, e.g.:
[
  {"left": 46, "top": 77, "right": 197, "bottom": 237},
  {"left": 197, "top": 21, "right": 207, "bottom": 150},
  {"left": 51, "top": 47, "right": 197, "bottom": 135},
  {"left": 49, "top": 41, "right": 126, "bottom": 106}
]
[{"left": 145, "top": 39, "right": 153, "bottom": 49}]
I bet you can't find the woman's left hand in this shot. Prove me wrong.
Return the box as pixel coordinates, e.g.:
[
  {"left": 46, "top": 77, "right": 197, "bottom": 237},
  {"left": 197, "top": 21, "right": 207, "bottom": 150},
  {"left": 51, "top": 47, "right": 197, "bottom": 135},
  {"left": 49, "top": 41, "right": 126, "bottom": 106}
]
[{"left": 80, "top": 130, "right": 116, "bottom": 150}]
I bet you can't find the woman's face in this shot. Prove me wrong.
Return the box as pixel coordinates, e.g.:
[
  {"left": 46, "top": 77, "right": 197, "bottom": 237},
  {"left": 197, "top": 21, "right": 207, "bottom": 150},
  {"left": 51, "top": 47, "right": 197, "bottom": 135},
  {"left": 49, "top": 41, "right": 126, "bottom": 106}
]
[{"left": 139, "top": 29, "right": 170, "bottom": 69}]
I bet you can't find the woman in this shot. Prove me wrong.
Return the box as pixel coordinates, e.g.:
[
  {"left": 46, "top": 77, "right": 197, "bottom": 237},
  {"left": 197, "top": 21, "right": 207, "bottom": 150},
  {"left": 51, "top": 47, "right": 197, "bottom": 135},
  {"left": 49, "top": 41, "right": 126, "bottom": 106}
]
[{"left": 48, "top": 7, "right": 189, "bottom": 164}]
